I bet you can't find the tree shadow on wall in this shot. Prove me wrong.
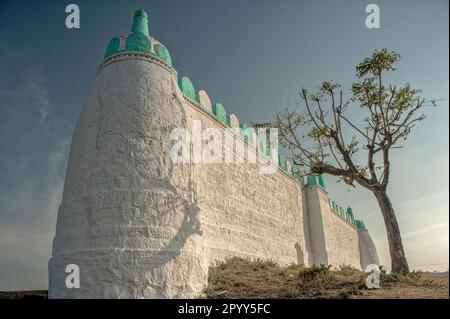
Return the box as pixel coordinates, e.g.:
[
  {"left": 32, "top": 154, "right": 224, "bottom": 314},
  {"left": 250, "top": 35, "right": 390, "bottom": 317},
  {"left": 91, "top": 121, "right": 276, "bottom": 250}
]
[
  {"left": 137, "top": 90, "right": 206, "bottom": 297},
  {"left": 148, "top": 91, "right": 203, "bottom": 266}
]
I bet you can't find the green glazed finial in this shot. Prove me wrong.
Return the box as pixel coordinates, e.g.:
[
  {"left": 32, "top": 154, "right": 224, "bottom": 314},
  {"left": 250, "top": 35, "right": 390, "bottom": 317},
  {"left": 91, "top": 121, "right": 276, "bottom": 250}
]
[
  {"left": 131, "top": 9, "right": 149, "bottom": 36},
  {"left": 306, "top": 174, "right": 326, "bottom": 191},
  {"left": 347, "top": 207, "right": 353, "bottom": 216}
]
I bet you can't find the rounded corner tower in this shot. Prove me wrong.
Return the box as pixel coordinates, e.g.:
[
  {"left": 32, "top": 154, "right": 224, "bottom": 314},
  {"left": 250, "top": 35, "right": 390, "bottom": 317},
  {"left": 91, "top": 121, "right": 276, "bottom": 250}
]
[{"left": 48, "top": 9, "right": 208, "bottom": 299}]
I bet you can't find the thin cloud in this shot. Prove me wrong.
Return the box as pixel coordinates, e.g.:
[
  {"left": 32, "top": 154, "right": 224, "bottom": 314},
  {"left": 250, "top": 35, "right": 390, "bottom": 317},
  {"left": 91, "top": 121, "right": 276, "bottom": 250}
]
[
  {"left": 402, "top": 222, "right": 449, "bottom": 239},
  {"left": 0, "top": 44, "right": 70, "bottom": 290}
]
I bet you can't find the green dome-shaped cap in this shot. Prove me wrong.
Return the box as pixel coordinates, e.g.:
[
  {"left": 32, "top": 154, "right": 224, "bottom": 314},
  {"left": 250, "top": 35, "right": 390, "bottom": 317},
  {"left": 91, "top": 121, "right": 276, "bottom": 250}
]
[
  {"left": 212, "top": 103, "right": 227, "bottom": 124},
  {"left": 131, "top": 9, "right": 149, "bottom": 36},
  {"left": 104, "top": 37, "right": 120, "bottom": 59},
  {"left": 178, "top": 76, "right": 196, "bottom": 102},
  {"left": 306, "top": 174, "right": 326, "bottom": 190},
  {"left": 355, "top": 220, "right": 366, "bottom": 230},
  {"left": 126, "top": 32, "right": 152, "bottom": 54},
  {"left": 347, "top": 207, "right": 354, "bottom": 217}
]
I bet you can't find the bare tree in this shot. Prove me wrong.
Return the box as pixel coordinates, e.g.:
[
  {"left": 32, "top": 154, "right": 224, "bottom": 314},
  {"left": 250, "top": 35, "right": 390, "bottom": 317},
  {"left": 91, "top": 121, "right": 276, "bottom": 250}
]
[{"left": 272, "top": 49, "right": 437, "bottom": 274}]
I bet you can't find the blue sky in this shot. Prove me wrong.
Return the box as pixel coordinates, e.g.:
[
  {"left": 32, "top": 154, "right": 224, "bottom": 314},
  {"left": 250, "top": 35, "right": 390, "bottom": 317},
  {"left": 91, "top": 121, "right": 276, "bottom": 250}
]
[{"left": 0, "top": 0, "right": 448, "bottom": 290}]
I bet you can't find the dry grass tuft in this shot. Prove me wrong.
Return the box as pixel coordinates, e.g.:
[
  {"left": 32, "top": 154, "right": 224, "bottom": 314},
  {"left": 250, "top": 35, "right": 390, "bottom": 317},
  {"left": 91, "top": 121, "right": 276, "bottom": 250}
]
[{"left": 204, "top": 258, "right": 448, "bottom": 299}]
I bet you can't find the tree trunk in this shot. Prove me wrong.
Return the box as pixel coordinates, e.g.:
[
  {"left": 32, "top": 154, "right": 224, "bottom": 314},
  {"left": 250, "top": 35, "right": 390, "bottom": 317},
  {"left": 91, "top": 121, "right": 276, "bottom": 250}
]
[{"left": 373, "top": 190, "right": 410, "bottom": 274}]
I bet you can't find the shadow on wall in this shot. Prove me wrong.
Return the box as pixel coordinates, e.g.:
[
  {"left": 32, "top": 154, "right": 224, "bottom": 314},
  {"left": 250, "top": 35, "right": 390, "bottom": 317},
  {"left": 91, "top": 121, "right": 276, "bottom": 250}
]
[
  {"left": 156, "top": 160, "right": 203, "bottom": 265},
  {"left": 158, "top": 102, "right": 203, "bottom": 263},
  {"left": 97, "top": 75, "right": 203, "bottom": 268},
  {"left": 150, "top": 90, "right": 204, "bottom": 267}
]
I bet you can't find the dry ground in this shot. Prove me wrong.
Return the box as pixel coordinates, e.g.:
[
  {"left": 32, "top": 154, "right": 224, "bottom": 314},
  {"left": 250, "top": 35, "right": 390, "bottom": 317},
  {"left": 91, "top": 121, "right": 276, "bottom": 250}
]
[
  {"left": 204, "top": 257, "right": 449, "bottom": 299},
  {"left": 0, "top": 259, "right": 447, "bottom": 299}
]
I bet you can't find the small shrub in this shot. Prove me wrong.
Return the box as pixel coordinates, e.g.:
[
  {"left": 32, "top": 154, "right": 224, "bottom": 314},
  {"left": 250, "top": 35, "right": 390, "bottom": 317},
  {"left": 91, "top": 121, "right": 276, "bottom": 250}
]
[
  {"left": 252, "top": 258, "right": 278, "bottom": 270},
  {"left": 297, "top": 264, "right": 331, "bottom": 282},
  {"left": 337, "top": 264, "right": 359, "bottom": 276}
]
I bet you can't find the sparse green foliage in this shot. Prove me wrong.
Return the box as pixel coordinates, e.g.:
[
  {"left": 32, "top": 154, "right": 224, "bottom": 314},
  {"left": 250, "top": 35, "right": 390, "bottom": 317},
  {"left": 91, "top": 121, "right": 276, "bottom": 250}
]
[
  {"left": 267, "top": 49, "right": 438, "bottom": 274},
  {"left": 274, "top": 49, "right": 435, "bottom": 188}
]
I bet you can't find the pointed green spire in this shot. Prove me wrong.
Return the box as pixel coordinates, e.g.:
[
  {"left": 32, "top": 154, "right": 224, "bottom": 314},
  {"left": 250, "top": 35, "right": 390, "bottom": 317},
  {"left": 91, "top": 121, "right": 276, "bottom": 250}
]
[{"left": 131, "top": 9, "right": 149, "bottom": 36}]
